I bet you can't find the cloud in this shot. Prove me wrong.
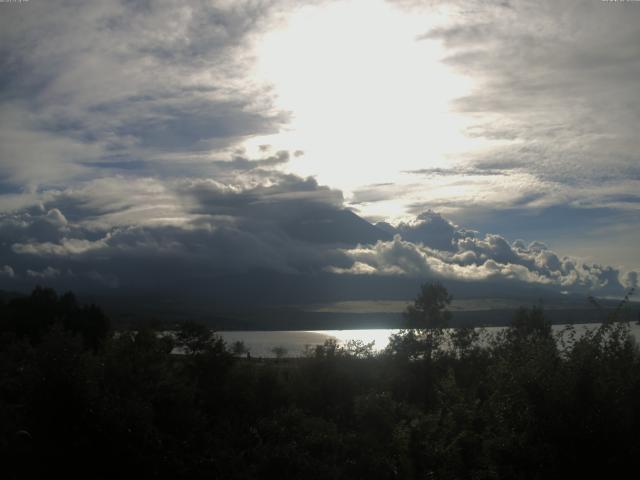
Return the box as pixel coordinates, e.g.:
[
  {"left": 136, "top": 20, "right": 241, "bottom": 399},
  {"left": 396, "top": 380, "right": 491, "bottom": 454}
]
[
  {"left": 0, "top": 0, "right": 292, "bottom": 187},
  {"left": 27, "top": 266, "right": 61, "bottom": 279},
  {"left": 45, "top": 208, "right": 68, "bottom": 227},
  {"left": 349, "top": 0, "right": 640, "bottom": 268},
  {"left": 0, "top": 0, "right": 638, "bottom": 302},
  {"left": 387, "top": 210, "right": 471, "bottom": 251},
  {"left": 405, "top": 167, "right": 510, "bottom": 177},
  {"left": 1, "top": 177, "right": 635, "bottom": 298},
  {"left": 421, "top": 0, "right": 640, "bottom": 188},
  {"left": 332, "top": 212, "right": 636, "bottom": 296},
  {"left": 13, "top": 237, "right": 108, "bottom": 257},
  {"left": 624, "top": 271, "right": 638, "bottom": 290},
  {"left": 1, "top": 265, "right": 15, "bottom": 278},
  {"left": 328, "top": 234, "right": 549, "bottom": 285},
  {"left": 0, "top": 162, "right": 359, "bottom": 292}
]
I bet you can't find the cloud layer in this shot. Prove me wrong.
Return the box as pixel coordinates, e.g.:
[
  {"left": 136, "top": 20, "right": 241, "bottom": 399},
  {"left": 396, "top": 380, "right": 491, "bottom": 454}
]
[
  {"left": 1, "top": 176, "right": 635, "bottom": 299},
  {"left": 1, "top": 0, "right": 638, "bottom": 303},
  {"left": 331, "top": 211, "right": 637, "bottom": 296},
  {"left": 0, "top": 0, "right": 289, "bottom": 187},
  {"left": 0, "top": 155, "right": 356, "bottom": 291},
  {"left": 353, "top": 0, "right": 640, "bottom": 269}
]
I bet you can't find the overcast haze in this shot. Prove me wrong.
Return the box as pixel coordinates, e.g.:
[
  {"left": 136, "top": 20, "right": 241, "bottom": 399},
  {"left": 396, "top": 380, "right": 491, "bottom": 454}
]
[{"left": 1, "top": 0, "right": 639, "bottom": 306}]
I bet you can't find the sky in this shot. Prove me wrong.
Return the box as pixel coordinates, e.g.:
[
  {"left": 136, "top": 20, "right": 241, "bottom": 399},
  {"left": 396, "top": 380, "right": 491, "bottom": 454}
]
[{"left": 0, "top": 0, "right": 639, "bottom": 303}]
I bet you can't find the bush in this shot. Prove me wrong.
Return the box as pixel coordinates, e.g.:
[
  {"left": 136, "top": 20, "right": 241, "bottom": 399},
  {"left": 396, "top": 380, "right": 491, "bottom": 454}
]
[{"left": 2, "top": 285, "right": 640, "bottom": 478}]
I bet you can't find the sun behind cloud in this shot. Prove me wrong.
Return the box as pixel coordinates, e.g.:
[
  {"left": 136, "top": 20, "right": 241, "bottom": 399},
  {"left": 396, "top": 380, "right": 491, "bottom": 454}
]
[{"left": 245, "top": 0, "right": 487, "bottom": 194}]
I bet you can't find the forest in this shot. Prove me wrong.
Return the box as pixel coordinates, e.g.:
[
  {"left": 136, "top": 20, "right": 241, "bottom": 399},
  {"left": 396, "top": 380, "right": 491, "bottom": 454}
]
[{"left": 1, "top": 284, "right": 639, "bottom": 479}]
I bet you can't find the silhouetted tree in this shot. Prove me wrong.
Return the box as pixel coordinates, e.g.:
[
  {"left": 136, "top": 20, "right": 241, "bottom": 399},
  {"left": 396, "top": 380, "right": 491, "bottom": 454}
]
[
  {"left": 272, "top": 345, "right": 287, "bottom": 360},
  {"left": 508, "top": 304, "right": 550, "bottom": 340},
  {"left": 0, "top": 287, "right": 110, "bottom": 349},
  {"left": 404, "top": 281, "right": 452, "bottom": 329},
  {"left": 2, "top": 285, "right": 640, "bottom": 479},
  {"left": 175, "top": 320, "right": 219, "bottom": 355},
  {"left": 231, "top": 340, "right": 248, "bottom": 357},
  {"left": 387, "top": 282, "right": 453, "bottom": 359}
]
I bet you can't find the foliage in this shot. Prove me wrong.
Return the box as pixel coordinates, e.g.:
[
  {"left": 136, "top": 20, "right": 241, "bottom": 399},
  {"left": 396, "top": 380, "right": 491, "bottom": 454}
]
[
  {"left": 387, "top": 281, "right": 453, "bottom": 360},
  {"left": 271, "top": 345, "right": 288, "bottom": 360},
  {"left": 175, "top": 320, "right": 224, "bottom": 355},
  {"left": 0, "top": 286, "right": 110, "bottom": 350},
  {"left": 2, "top": 285, "right": 640, "bottom": 478},
  {"left": 403, "top": 281, "right": 452, "bottom": 329},
  {"left": 231, "top": 340, "right": 249, "bottom": 357}
]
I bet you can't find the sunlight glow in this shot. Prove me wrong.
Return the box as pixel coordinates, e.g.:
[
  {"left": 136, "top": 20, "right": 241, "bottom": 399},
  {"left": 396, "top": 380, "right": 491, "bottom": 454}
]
[{"left": 246, "top": 0, "right": 484, "bottom": 193}]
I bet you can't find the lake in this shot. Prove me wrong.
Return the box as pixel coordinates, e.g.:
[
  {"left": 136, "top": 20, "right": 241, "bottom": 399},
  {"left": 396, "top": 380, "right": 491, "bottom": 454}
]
[{"left": 218, "top": 322, "right": 640, "bottom": 358}]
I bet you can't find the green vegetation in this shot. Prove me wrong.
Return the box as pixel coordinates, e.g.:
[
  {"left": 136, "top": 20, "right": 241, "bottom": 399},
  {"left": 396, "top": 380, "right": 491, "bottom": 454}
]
[{"left": 1, "top": 284, "right": 639, "bottom": 479}]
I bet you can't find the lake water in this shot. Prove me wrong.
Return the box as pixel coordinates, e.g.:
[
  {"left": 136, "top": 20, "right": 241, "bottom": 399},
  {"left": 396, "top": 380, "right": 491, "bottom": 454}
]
[{"left": 218, "top": 323, "right": 640, "bottom": 358}]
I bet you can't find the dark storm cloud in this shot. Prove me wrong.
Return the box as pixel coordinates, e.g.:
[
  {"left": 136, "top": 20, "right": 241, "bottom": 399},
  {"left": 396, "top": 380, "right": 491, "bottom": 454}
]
[
  {"left": 379, "top": 211, "right": 470, "bottom": 252},
  {"left": 1, "top": 173, "right": 635, "bottom": 297},
  {"left": 0, "top": 159, "right": 357, "bottom": 293},
  {"left": 177, "top": 172, "right": 344, "bottom": 225}
]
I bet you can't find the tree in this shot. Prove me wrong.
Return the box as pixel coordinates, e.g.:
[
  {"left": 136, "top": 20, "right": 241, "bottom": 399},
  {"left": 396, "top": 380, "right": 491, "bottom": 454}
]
[
  {"left": 271, "top": 346, "right": 287, "bottom": 360},
  {"left": 509, "top": 304, "right": 550, "bottom": 340},
  {"left": 231, "top": 340, "right": 248, "bottom": 358},
  {"left": 404, "top": 281, "right": 452, "bottom": 329},
  {"left": 343, "top": 339, "right": 375, "bottom": 359},
  {"left": 0, "top": 287, "right": 110, "bottom": 350},
  {"left": 175, "top": 320, "right": 220, "bottom": 356},
  {"left": 387, "top": 282, "right": 452, "bottom": 360}
]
